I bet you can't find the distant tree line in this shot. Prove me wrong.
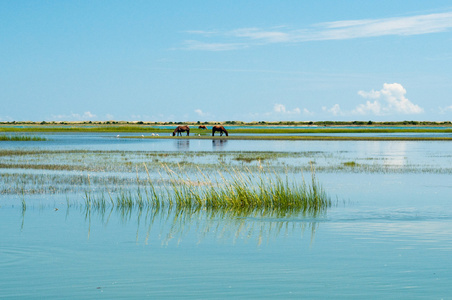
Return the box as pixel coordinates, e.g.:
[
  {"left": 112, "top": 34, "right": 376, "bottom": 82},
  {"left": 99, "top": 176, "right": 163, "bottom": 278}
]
[{"left": 1, "top": 120, "right": 451, "bottom": 126}]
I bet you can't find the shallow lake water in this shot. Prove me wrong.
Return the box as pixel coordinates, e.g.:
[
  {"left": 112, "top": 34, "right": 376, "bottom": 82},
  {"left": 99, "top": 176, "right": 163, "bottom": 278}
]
[{"left": 1, "top": 133, "right": 452, "bottom": 299}]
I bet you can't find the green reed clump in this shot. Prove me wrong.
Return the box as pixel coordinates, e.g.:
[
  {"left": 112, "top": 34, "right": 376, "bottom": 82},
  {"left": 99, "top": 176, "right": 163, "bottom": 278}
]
[
  {"left": 0, "top": 135, "right": 47, "bottom": 141},
  {"left": 85, "top": 164, "right": 331, "bottom": 214},
  {"left": 343, "top": 161, "right": 359, "bottom": 167}
]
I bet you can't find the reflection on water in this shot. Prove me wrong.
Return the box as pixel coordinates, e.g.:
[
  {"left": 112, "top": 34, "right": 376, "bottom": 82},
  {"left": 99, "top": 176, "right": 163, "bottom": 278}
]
[
  {"left": 358, "top": 141, "right": 408, "bottom": 168},
  {"left": 212, "top": 139, "right": 228, "bottom": 150},
  {"left": 383, "top": 141, "right": 407, "bottom": 167},
  {"left": 20, "top": 204, "right": 322, "bottom": 246},
  {"left": 175, "top": 139, "right": 190, "bottom": 150}
]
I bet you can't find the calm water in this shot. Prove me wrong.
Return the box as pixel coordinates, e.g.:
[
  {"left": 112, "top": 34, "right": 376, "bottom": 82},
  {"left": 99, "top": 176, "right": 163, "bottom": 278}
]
[{"left": 1, "top": 133, "right": 452, "bottom": 299}]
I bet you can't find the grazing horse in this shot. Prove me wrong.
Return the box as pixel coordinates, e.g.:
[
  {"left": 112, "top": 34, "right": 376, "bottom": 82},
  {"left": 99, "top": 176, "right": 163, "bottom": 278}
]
[
  {"left": 173, "top": 125, "right": 190, "bottom": 136},
  {"left": 198, "top": 125, "right": 207, "bottom": 130},
  {"left": 212, "top": 125, "right": 228, "bottom": 136}
]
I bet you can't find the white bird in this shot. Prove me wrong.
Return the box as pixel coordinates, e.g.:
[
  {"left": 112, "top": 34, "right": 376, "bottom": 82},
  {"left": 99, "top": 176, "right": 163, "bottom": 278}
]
[
  {"left": 156, "top": 134, "right": 159, "bottom": 136},
  {"left": 198, "top": 134, "right": 201, "bottom": 136},
  {"left": 142, "top": 135, "right": 144, "bottom": 137},
  {"left": 151, "top": 133, "right": 155, "bottom": 136},
  {"left": 116, "top": 135, "right": 120, "bottom": 138}
]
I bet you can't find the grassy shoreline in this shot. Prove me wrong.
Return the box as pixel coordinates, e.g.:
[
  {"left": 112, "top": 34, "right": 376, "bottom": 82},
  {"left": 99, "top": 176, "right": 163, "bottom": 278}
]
[
  {"left": 128, "top": 135, "right": 452, "bottom": 141},
  {"left": 2, "top": 123, "right": 452, "bottom": 134},
  {"left": 2, "top": 124, "right": 452, "bottom": 141}
]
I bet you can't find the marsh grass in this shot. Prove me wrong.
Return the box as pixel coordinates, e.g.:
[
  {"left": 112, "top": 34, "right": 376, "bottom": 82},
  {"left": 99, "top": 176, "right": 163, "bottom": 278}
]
[
  {"left": 233, "top": 154, "right": 273, "bottom": 163},
  {"left": 84, "top": 163, "right": 331, "bottom": 214},
  {"left": 343, "top": 161, "right": 359, "bottom": 167},
  {"left": 3, "top": 148, "right": 452, "bottom": 197},
  {"left": 3, "top": 123, "right": 452, "bottom": 134},
  {"left": 136, "top": 135, "right": 452, "bottom": 141},
  {"left": 227, "top": 128, "right": 452, "bottom": 134},
  {"left": 0, "top": 135, "right": 47, "bottom": 141}
]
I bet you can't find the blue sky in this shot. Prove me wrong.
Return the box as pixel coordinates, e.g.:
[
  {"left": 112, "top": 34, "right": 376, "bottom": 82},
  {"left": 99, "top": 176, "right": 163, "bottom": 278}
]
[{"left": 1, "top": 1, "right": 452, "bottom": 122}]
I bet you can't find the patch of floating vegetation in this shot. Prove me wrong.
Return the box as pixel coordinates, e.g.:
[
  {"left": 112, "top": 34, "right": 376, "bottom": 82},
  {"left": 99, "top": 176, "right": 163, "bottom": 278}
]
[
  {"left": 343, "top": 161, "right": 359, "bottom": 167},
  {"left": 0, "top": 150, "right": 334, "bottom": 173},
  {"left": 2, "top": 149, "right": 452, "bottom": 197},
  {"left": 0, "top": 135, "right": 47, "bottom": 141},
  {"left": 0, "top": 172, "right": 161, "bottom": 195},
  {"left": 233, "top": 154, "right": 275, "bottom": 163}
]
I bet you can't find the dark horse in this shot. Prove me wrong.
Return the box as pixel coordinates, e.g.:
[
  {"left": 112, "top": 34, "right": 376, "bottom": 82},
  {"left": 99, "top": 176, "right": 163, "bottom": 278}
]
[
  {"left": 173, "top": 125, "right": 190, "bottom": 136},
  {"left": 212, "top": 125, "right": 228, "bottom": 136},
  {"left": 198, "top": 125, "right": 207, "bottom": 130}
]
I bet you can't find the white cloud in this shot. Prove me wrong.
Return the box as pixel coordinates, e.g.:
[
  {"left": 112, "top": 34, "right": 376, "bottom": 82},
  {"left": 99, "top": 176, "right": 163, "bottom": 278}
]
[
  {"left": 357, "top": 89, "right": 380, "bottom": 99},
  {"left": 52, "top": 111, "right": 97, "bottom": 121},
  {"left": 353, "top": 100, "right": 382, "bottom": 115},
  {"left": 231, "top": 27, "right": 291, "bottom": 43},
  {"left": 314, "top": 12, "right": 452, "bottom": 40},
  {"left": 439, "top": 105, "right": 452, "bottom": 114},
  {"left": 194, "top": 108, "right": 212, "bottom": 118},
  {"left": 356, "top": 83, "right": 423, "bottom": 115},
  {"left": 194, "top": 109, "right": 204, "bottom": 116},
  {"left": 245, "top": 103, "right": 311, "bottom": 120},
  {"left": 185, "top": 11, "right": 452, "bottom": 50},
  {"left": 131, "top": 114, "right": 153, "bottom": 121},
  {"left": 322, "top": 104, "right": 344, "bottom": 116},
  {"left": 82, "top": 111, "right": 96, "bottom": 119},
  {"left": 183, "top": 40, "right": 246, "bottom": 51},
  {"left": 0, "top": 115, "right": 14, "bottom": 122},
  {"left": 273, "top": 103, "right": 301, "bottom": 115},
  {"left": 303, "top": 108, "right": 314, "bottom": 116}
]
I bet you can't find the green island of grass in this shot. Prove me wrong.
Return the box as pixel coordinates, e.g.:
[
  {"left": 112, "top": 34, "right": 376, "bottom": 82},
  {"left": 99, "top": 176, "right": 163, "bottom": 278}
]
[
  {"left": 128, "top": 135, "right": 452, "bottom": 141},
  {"left": 3, "top": 121, "right": 452, "bottom": 141},
  {"left": 0, "top": 135, "right": 47, "bottom": 141}
]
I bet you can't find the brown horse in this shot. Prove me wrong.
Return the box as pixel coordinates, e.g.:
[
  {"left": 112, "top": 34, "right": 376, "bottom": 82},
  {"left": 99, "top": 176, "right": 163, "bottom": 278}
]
[
  {"left": 198, "top": 125, "right": 207, "bottom": 130},
  {"left": 173, "top": 125, "right": 190, "bottom": 136},
  {"left": 212, "top": 125, "right": 228, "bottom": 136}
]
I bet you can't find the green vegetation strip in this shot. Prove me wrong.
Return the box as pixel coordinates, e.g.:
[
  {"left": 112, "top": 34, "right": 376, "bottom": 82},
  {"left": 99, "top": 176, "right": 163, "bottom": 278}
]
[
  {"left": 226, "top": 128, "right": 452, "bottom": 134},
  {"left": 129, "top": 135, "right": 452, "bottom": 141},
  {"left": 0, "top": 135, "right": 47, "bottom": 141},
  {"left": 85, "top": 164, "right": 331, "bottom": 213},
  {"left": 2, "top": 124, "right": 452, "bottom": 134}
]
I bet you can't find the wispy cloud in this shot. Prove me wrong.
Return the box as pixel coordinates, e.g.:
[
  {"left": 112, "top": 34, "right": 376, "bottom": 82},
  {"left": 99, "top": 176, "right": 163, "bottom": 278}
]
[
  {"left": 184, "top": 11, "right": 452, "bottom": 50},
  {"left": 183, "top": 40, "right": 247, "bottom": 51},
  {"left": 439, "top": 105, "right": 452, "bottom": 114},
  {"left": 314, "top": 11, "right": 452, "bottom": 40},
  {"left": 0, "top": 115, "right": 14, "bottom": 122}
]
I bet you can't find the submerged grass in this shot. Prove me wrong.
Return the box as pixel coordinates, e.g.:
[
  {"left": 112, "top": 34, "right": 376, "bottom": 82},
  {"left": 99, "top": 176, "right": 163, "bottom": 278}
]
[{"left": 83, "top": 164, "right": 331, "bottom": 214}]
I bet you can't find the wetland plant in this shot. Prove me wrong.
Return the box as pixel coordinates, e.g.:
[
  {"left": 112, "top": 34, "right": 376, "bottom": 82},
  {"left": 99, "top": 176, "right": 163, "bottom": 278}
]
[
  {"left": 85, "top": 164, "right": 331, "bottom": 214},
  {"left": 343, "top": 161, "right": 359, "bottom": 167},
  {"left": 0, "top": 135, "right": 47, "bottom": 141}
]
